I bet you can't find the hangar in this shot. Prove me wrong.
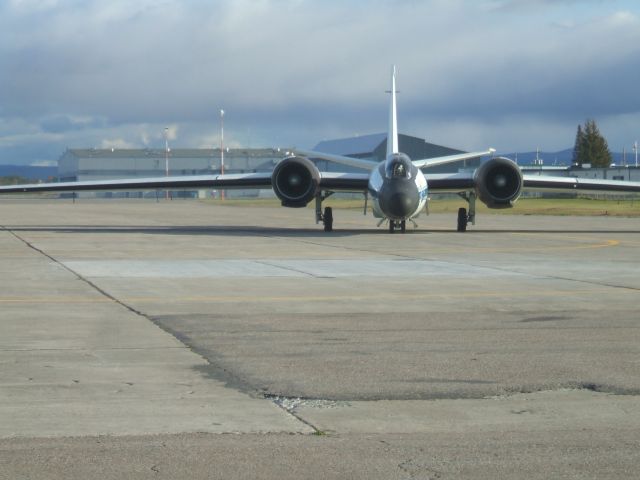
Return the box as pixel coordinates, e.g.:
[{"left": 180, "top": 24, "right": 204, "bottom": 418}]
[
  {"left": 57, "top": 147, "right": 282, "bottom": 197},
  {"left": 58, "top": 147, "right": 282, "bottom": 182},
  {"left": 56, "top": 133, "right": 482, "bottom": 197}
]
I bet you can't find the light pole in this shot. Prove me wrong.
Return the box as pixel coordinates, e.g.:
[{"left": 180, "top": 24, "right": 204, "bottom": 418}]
[
  {"left": 164, "top": 127, "right": 170, "bottom": 199},
  {"left": 634, "top": 141, "right": 638, "bottom": 168},
  {"left": 220, "top": 109, "right": 225, "bottom": 200},
  {"left": 164, "top": 127, "right": 170, "bottom": 176}
]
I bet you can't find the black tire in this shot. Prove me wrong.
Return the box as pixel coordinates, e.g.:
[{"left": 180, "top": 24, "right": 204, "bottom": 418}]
[
  {"left": 457, "top": 207, "right": 467, "bottom": 232},
  {"left": 400, "top": 220, "right": 406, "bottom": 233},
  {"left": 388, "top": 220, "right": 395, "bottom": 233},
  {"left": 323, "top": 206, "right": 333, "bottom": 232}
]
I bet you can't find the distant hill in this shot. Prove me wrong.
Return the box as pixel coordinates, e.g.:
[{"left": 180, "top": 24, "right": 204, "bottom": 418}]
[
  {"left": 0, "top": 165, "right": 57, "bottom": 181},
  {"left": 502, "top": 148, "right": 573, "bottom": 166},
  {"left": 502, "top": 148, "right": 635, "bottom": 167}
]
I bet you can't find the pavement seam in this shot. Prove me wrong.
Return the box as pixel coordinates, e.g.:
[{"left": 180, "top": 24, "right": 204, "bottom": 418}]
[
  {"left": 2, "top": 225, "right": 320, "bottom": 433},
  {"left": 2, "top": 225, "right": 240, "bottom": 364},
  {"left": 432, "top": 258, "right": 640, "bottom": 293},
  {"left": 2, "top": 225, "right": 155, "bottom": 320},
  {"left": 282, "top": 235, "right": 640, "bottom": 292},
  {"left": 252, "top": 259, "right": 334, "bottom": 278},
  {"left": 268, "top": 402, "right": 324, "bottom": 435}
]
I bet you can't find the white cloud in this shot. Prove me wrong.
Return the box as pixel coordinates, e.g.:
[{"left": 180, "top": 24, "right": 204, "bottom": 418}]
[
  {"left": 100, "top": 138, "right": 136, "bottom": 149},
  {"left": 164, "top": 124, "right": 179, "bottom": 142},
  {"left": 0, "top": 0, "right": 639, "bottom": 163},
  {"left": 30, "top": 160, "right": 58, "bottom": 167}
]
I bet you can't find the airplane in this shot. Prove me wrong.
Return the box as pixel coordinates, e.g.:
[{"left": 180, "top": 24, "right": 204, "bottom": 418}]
[{"left": 2, "top": 66, "right": 640, "bottom": 233}]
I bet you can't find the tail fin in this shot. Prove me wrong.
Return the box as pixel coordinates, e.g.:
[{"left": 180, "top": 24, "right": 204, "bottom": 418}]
[{"left": 386, "top": 65, "right": 399, "bottom": 157}]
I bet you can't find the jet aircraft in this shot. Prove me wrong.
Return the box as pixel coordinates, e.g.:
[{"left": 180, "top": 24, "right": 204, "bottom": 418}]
[{"left": 2, "top": 66, "right": 640, "bottom": 232}]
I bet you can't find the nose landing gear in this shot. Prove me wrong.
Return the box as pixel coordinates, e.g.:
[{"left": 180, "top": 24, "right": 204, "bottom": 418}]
[{"left": 388, "top": 219, "right": 406, "bottom": 233}]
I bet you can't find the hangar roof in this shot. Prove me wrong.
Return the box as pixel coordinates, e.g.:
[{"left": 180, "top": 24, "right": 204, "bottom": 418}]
[
  {"left": 314, "top": 133, "right": 387, "bottom": 157},
  {"left": 314, "top": 133, "right": 465, "bottom": 162},
  {"left": 63, "top": 148, "right": 281, "bottom": 159}
]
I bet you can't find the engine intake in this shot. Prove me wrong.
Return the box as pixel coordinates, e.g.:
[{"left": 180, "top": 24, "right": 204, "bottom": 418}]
[
  {"left": 272, "top": 156, "right": 320, "bottom": 208},
  {"left": 474, "top": 157, "right": 523, "bottom": 208}
]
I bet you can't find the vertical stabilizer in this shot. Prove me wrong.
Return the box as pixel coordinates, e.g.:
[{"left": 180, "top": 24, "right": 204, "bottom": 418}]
[{"left": 387, "top": 65, "right": 399, "bottom": 157}]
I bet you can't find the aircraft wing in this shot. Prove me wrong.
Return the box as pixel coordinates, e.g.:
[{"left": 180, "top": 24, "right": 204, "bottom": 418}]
[
  {"left": 318, "top": 172, "right": 369, "bottom": 191},
  {"left": 4, "top": 170, "right": 638, "bottom": 197},
  {"left": 412, "top": 149, "right": 496, "bottom": 169},
  {"left": 422, "top": 172, "right": 476, "bottom": 193},
  {"left": 294, "top": 149, "right": 377, "bottom": 171},
  {"left": 424, "top": 171, "right": 640, "bottom": 194},
  {"left": 522, "top": 174, "right": 640, "bottom": 194},
  {"left": 0, "top": 171, "right": 370, "bottom": 195},
  {"left": 0, "top": 173, "right": 273, "bottom": 194}
]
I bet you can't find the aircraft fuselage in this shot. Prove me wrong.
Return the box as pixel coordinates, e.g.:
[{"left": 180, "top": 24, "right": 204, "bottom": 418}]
[{"left": 368, "top": 153, "right": 428, "bottom": 220}]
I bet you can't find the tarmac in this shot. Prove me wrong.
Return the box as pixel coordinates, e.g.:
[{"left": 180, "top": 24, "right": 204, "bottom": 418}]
[{"left": 1, "top": 198, "right": 639, "bottom": 479}]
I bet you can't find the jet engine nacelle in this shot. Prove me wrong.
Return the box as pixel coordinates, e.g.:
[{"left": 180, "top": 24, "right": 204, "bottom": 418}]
[
  {"left": 474, "top": 157, "right": 523, "bottom": 208},
  {"left": 272, "top": 156, "right": 321, "bottom": 208}
]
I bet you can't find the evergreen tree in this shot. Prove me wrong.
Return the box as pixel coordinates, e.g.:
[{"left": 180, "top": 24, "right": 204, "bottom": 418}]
[
  {"left": 573, "top": 119, "right": 612, "bottom": 167},
  {"left": 572, "top": 125, "right": 583, "bottom": 165}
]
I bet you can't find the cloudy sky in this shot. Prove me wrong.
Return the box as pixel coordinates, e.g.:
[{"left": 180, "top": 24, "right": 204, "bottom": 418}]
[{"left": 1, "top": 0, "right": 639, "bottom": 165}]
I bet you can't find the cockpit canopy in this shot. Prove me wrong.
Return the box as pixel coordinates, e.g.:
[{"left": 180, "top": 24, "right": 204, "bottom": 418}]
[{"left": 385, "top": 153, "right": 412, "bottom": 180}]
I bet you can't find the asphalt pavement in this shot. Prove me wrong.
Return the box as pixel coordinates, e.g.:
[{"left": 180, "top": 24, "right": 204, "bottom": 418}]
[{"left": 1, "top": 198, "right": 639, "bottom": 479}]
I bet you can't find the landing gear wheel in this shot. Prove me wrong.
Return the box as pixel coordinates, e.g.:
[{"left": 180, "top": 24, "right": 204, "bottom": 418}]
[
  {"left": 400, "top": 220, "right": 406, "bottom": 233},
  {"left": 388, "top": 220, "right": 395, "bottom": 233},
  {"left": 323, "top": 207, "right": 333, "bottom": 232},
  {"left": 457, "top": 207, "right": 468, "bottom": 232}
]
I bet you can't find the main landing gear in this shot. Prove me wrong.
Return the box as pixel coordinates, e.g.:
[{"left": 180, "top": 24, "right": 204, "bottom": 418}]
[
  {"left": 323, "top": 207, "right": 333, "bottom": 232},
  {"left": 456, "top": 191, "right": 477, "bottom": 232},
  {"left": 457, "top": 207, "right": 468, "bottom": 232},
  {"left": 315, "top": 192, "right": 334, "bottom": 232}
]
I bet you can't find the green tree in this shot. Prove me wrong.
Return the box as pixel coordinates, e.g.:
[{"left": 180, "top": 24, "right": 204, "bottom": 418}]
[
  {"left": 573, "top": 119, "right": 612, "bottom": 167},
  {"left": 571, "top": 125, "right": 583, "bottom": 165},
  {"left": 0, "top": 176, "right": 31, "bottom": 186}
]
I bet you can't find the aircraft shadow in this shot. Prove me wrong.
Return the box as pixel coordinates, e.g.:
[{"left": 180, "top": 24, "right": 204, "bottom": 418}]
[
  {"left": 4, "top": 225, "right": 639, "bottom": 236},
  {"left": 2, "top": 225, "right": 393, "bottom": 238},
  {"left": 467, "top": 229, "right": 640, "bottom": 234}
]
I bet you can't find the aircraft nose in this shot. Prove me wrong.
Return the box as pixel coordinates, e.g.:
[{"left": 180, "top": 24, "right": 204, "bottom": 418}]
[{"left": 386, "top": 191, "right": 416, "bottom": 218}]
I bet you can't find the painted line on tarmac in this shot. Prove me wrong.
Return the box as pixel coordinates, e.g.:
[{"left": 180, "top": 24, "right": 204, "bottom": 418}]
[
  {"left": 125, "top": 288, "right": 632, "bottom": 303},
  {"left": 287, "top": 233, "right": 620, "bottom": 257},
  {"left": 510, "top": 233, "right": 620, "bottom": 249},
  {"left": 0, "top": 297, "right": 112, "bottom": 303},
  {"left": 423, "top": 236, "right": 620, "bottom": 254},
  {"left": 0, "top": 286, "right": 635, "bottom": 305}
]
